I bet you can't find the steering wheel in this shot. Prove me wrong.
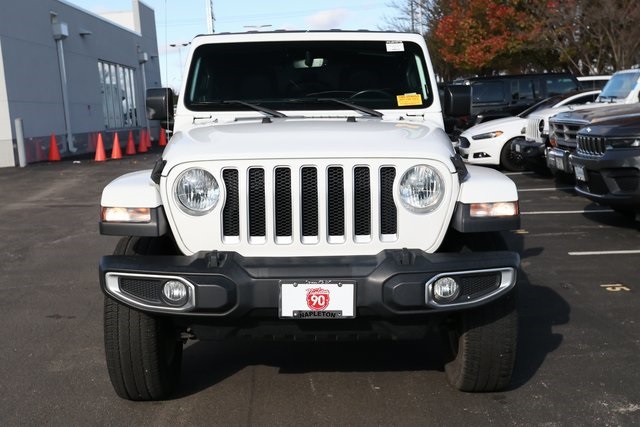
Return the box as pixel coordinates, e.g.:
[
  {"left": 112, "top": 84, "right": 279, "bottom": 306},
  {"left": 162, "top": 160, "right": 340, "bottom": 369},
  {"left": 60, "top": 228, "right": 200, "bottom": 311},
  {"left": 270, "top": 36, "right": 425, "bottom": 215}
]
[{"left": 349, "top": 89, "right": 393, "bottom": 100}]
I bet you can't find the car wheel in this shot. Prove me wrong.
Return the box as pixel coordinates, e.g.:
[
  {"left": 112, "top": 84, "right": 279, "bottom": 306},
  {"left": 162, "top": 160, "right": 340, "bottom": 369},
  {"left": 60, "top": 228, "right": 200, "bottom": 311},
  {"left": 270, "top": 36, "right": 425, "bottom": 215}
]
[
  {"left": 500, "top": 138, "right": 526, "bottom": 172},
  {"left": 103, "top": 236, "right": 183, "bottom": 401},
  {"left": 442, "top": 289, "right": 518, "bottom": 392}
]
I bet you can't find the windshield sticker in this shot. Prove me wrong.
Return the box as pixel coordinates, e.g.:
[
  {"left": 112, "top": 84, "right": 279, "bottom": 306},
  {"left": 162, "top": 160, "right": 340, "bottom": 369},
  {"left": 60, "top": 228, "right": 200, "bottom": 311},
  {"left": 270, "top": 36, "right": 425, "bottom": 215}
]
[
  {"left": 386, "top": 41, "right": 404, "bottom": 52},
  {"left": 397, "top": 93, "right": 422, "bottom": 106}
]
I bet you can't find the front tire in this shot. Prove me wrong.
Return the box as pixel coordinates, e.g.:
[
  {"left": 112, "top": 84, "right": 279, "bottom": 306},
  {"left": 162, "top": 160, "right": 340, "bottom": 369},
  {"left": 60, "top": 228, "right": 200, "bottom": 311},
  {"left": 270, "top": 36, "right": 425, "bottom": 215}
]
[
  {"left": 500, "top": 138, "right": 526, "bottom": 172},
  {"left": 443, "top": 290, "right": 518, "bottom": 392},
  {"left": 104, "top": 237, "right": 183, "bottom": 400}
]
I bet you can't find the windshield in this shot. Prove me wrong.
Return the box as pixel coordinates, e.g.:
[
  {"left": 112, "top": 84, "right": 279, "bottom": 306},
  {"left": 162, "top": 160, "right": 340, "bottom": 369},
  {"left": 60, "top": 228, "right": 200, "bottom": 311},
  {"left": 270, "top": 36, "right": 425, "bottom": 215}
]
[
  {"left": 599, "top": 71, "right": 640, "bottom": 100},
  {"left": 184, "top": 40, "right": 434, "bottom": 112}
]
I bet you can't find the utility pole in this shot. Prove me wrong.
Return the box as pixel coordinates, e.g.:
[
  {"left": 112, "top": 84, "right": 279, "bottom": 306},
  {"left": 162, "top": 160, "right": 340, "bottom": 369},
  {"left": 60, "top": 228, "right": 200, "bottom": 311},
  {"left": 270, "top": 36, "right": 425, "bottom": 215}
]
[{"left": 205, "top": 0, "right": 215, "bottom": 33}]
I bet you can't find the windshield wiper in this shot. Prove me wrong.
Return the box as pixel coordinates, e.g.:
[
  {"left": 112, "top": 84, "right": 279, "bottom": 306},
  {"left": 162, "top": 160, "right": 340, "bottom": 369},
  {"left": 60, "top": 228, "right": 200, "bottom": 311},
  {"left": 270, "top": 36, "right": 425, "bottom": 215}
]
[
  {"left": 313, "top": 98, "right": 384, "bottom": 118},
  {"left": 223, "top": 100, "right": 287, "bottom": 118}
]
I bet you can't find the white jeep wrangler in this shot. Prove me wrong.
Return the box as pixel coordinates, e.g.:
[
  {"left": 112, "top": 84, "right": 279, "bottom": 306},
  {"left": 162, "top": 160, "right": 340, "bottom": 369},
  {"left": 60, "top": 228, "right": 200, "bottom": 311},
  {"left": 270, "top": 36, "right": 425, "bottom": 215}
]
[{"left": 99, "top": 31, "right": 521, "bottom": 400}]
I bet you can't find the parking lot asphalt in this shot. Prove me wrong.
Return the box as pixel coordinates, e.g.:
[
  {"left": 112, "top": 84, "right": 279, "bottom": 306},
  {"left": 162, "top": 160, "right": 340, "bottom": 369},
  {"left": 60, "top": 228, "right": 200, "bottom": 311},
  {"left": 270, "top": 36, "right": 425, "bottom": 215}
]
[{"left": 0, "top": 154, "right": 638, "bottom": 426}]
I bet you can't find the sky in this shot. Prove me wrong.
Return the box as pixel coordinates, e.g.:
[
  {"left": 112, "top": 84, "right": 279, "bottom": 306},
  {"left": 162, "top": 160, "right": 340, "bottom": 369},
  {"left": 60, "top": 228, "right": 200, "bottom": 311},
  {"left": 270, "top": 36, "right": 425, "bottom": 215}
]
[{"left": 67, "top": 0, "right": 403, "bottom": 90}]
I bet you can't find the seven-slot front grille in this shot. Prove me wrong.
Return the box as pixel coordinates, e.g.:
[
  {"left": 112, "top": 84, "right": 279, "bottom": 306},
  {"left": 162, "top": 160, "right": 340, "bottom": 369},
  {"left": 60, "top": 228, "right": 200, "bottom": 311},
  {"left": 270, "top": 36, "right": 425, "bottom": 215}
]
[
  {"left": 221, "top": 165, "right": 398, "bottom": 244},
  {"left": 576, "top": 135, "right": 606, "bottom": 156}
]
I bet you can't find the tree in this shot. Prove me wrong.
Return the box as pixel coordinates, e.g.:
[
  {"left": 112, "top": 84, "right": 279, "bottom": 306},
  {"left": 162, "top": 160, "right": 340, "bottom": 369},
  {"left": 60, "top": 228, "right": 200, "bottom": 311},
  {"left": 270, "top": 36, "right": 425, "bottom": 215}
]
[
  {"left": 531, "top": 0, "right": 640, "bottom": 74},
  {"left": 432, "top": 0, "right": 540, "bottom": 74}
]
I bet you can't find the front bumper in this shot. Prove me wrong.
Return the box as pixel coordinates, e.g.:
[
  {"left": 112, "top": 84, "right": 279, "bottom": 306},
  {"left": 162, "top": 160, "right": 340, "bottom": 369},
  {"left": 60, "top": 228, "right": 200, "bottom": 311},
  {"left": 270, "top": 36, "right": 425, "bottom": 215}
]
[
  {"left": 546, "top": 147, "right": 574, "bottom": 174},
  {"left": 570, "top": 150, "right": 640, "bottom": 207},
  {"left": 100, "top": 249, "right": 519, "bottom": 318},
  {"left": 512, "top": 139, "right": 545, "bottom": 160}
]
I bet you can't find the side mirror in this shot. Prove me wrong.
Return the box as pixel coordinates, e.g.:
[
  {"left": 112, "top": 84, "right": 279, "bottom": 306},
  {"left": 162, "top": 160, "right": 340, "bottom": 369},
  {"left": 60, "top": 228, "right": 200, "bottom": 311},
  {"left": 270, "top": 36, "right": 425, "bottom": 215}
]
[
  {"left": 146, "top": 88, "right": 174, "bottom": 123},
  {"left": 443, "top": 84, "right": 471, "bottom": 117}
]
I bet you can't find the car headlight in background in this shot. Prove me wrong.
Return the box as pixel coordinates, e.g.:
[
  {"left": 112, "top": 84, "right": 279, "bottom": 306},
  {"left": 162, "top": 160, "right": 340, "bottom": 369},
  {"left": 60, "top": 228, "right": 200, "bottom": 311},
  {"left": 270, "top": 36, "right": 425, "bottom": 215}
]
[
  {"left": 538, "top": 120, "right": 545, "bottom": 133},
  {"left": 471, "top": 130, "right": 503, "bottom": 140},
  {"left": 175, "top": 168, "right": 220, "bottom": 215},
  {"left": 606, "top": 137, "right": 640, "bottom": 149},
  {"left": 399, "top": 165, "right": 444, "bottom": 213}
]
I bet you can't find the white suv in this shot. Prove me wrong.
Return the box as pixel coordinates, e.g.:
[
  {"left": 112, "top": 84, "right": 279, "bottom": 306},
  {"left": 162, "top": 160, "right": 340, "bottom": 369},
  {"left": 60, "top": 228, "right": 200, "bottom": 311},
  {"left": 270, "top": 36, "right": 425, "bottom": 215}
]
[{"left": 98, "top": 31, "right": 521, "bottom": 400}]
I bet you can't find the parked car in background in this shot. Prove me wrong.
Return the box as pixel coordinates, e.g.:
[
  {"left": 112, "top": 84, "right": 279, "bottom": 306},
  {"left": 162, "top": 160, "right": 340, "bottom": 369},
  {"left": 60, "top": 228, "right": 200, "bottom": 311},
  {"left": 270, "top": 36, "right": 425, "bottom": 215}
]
[
  {"left": 447, "top": 73, "right": 580, "bottom": 135},
  {"left": 516, "top": 70, "right": 640, "bottom": 170},
  {"left": 458, "top": 90, "right": 600, "bottom": 171},
  {"left": 577, "top": 75, "right": 611, "bottom": 90},
  {"left": 570, "top": 114, "right": 640, "bottom": 219}
]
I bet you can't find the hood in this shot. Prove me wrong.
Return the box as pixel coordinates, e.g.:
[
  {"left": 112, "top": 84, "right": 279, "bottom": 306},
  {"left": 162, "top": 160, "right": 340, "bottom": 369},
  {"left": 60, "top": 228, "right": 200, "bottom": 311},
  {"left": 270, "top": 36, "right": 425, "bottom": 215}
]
[
  {"left": 161, "top": 117, "right": 455, "bottom": 170},
  {"left": 461, "top": 116, "right": 526, "bottom": 137},
  {"left": 579, "top": 116, "right": 640, "bottom": 138},
  {"left": 550, "top": 102, "right": 640, "bottom": 125}
]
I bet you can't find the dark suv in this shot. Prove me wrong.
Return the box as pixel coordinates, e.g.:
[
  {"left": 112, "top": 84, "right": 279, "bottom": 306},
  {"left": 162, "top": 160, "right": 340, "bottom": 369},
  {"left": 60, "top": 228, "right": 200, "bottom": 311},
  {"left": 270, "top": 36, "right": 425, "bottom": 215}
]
[
  {"left": 570, "top": 115, "right": 640, "bottom": 218},
  {"left": 449, "top": 73, "right": 579, "bottom": 134}
]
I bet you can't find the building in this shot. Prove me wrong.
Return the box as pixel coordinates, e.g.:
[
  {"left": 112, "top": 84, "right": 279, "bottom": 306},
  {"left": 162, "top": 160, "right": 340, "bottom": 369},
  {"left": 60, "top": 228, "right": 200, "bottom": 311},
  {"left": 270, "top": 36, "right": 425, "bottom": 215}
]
[{"left": 0, "top": 0, "right": 162, "bottom": 167}]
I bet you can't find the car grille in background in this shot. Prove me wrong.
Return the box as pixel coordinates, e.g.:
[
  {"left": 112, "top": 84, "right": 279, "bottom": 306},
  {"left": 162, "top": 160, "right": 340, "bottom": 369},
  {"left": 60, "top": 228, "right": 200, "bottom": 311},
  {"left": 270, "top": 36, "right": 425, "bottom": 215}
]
[
  {"left": 550, "top": 122, "right": 582, "bottom": 149},
  {"left": 526, "top": 118, "right": 541, "bottom": 142},
  {"left": 576, "top": 135, "right": 606, "bottom": 156},
  {"left": 221, "top": 165, "right": 397, "bottom": 244}
]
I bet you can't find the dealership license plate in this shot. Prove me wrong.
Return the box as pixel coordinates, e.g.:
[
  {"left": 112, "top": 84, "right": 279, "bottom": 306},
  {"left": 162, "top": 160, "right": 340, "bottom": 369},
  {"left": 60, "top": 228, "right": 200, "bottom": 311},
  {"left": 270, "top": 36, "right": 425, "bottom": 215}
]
[
  {"left": 574, "top": 165, "right": 587, "bottom": 181},
  {"left": 279, "top": 281, "right": 355, "bottom": 319},
  {"left": 555, "top": 157, "right": 564, "bottom": 170}
]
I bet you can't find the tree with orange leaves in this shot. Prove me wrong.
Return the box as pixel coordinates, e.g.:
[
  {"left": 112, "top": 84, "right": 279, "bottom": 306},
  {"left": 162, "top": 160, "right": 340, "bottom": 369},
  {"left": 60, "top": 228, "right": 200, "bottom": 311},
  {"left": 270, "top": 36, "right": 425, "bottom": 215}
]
[{"left": 433, "top": 0, "right": 540, "bottom": 74}]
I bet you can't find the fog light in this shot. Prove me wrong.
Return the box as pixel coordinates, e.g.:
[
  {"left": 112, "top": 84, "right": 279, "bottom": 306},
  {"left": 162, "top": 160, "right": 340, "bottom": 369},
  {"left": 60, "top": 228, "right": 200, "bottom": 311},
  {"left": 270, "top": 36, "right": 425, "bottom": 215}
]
[
  {"left": 162, "top": 280, "right": 188, "bottom": 306},
  {"left": 433, "top": 277, "right": 460, "bottom": 303}
]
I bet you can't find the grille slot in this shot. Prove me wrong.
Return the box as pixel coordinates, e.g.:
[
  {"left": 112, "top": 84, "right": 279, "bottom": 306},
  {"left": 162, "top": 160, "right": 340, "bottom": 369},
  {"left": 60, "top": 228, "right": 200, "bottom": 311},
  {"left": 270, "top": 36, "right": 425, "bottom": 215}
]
[
  {"left": 248, "top": 168, "right": 266, "bottom": 238},
  {"left": 327, "top": 167, "right": 345, "bottom": 238},
  {"left": 353, "top": 167, "right": 371, "bottom": 237},
  {"left": 274, "top": 167, "right": 292, "bottom": 238},
  {"left": 301, "top": 167, "right": 319, "bottom": 238},
  {"left": 380, "top": 167, "right": 397, "bottom": 235},
  {"left": 222, "top": 169, "right": 240, "bottom": 237}
]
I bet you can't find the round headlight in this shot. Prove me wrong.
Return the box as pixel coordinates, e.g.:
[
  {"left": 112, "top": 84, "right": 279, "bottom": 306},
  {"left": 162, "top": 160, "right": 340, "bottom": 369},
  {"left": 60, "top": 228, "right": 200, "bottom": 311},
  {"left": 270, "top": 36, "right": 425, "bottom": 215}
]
[
  {"left": 399, "top": 165, "right": 444, "bottom": 213},
  {"left": 175, "top": 168, "right": 219, "bottom": 215},
  {"left": 538, "top": 119, "right": 545, "bottom": 133}
]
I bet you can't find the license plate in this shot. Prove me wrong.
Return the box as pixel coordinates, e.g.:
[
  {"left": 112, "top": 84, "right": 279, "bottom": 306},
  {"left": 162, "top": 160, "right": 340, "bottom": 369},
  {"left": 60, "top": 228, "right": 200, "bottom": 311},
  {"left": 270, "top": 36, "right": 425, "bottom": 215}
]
[
  {"left": 574, "top": 165, "right": 587, "bottom": 181},
  {"left": 555, "top": 157, "right": 564, "bottom": 170},
  {"left": 279, "top": 280, "right": 355, "bottom": 319}
]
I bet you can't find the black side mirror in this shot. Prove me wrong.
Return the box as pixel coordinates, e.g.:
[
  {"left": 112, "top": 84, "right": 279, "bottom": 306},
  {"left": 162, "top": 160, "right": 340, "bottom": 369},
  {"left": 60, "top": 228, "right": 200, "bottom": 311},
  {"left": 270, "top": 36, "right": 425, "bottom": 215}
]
[
  {"left": 146, "top": 88, "right": 175, "bottom": 123},
  {"left": 443, "top": 85, "right": 471, "bottom": 117}
]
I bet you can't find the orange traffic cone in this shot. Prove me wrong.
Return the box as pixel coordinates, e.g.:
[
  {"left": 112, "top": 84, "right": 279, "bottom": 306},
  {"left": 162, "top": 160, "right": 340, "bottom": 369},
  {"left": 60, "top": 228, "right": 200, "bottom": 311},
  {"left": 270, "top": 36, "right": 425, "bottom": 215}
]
[
  {"left": 111, "top": 133, "right": 122, "bottom": 160},
  {"left": 158, "top": 128, "right": 167, "bottom": 146},
  {"left": 125, "top": 130, "right": 136, "bottom": 155},
  {"left": 138, "top": 129, "right": 148, "bottom": 153},
  {"left": 48, "top": 133, "right": 61, "bottom": 162},
  {"left": 95, "top": 133, "right": 107, "bottom": 162}
]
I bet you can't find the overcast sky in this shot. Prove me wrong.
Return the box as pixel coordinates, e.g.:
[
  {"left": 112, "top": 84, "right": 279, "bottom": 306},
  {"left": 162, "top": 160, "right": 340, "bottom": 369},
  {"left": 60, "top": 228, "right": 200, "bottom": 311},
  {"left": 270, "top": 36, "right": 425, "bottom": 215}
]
[{"left": 67, "top": 0, "right": 401, "bottom": 90}]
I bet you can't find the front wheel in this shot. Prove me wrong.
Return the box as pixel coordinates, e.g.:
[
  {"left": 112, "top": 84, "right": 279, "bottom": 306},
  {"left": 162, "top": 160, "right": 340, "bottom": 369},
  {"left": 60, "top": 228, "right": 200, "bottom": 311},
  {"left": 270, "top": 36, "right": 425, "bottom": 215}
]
[
  {"left": 103, "top": 236, "right": 183, "bottom": 400},
  {"left": 442, "top": 290, "right": 518, "bottom": 392},
  {"left": 500, "top": 138, "right": 526, "bottom": 172}
]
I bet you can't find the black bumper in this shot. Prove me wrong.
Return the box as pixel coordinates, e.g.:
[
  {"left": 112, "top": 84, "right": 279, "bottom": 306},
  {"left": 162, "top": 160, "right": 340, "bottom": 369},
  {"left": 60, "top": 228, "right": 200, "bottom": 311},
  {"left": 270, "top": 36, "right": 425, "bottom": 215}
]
[
  {"left": 570, "top": 150, "right": 640, "bottom": 207},
  {"left": 100, "top": 249, "right": 519, "bottom": 319},
  {"left": 512, "top": 139, "right": 545, "bottom": 160}
]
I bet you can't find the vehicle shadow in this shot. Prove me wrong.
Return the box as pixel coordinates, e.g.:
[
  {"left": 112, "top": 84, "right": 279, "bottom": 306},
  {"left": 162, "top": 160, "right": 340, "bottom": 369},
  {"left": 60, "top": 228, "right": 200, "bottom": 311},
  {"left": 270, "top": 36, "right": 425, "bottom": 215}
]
[
  {"left": 176, "top": 335, "right": 445, "bottom": 399},
  {"left": 174, "top": 232, "right": 571, "bottom": 398},
  {"left": 503, "top": 230, "right": 571, "bottom": 390}
]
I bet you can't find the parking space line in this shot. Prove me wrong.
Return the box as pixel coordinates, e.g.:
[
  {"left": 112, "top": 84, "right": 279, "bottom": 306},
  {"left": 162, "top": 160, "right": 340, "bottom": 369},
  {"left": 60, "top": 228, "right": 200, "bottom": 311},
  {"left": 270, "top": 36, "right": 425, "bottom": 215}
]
[
  {"left": 568, "top": 250, "right": 640, "bottom": 256},
  {"left": 504, "top": 171, "right": 536, "bottom": 176},
  {"left": 522, "top": 209, "right": 613, "bottom": 215},
  {"left": 518, "top": 187, "right": 574, "bottom": 192}
]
